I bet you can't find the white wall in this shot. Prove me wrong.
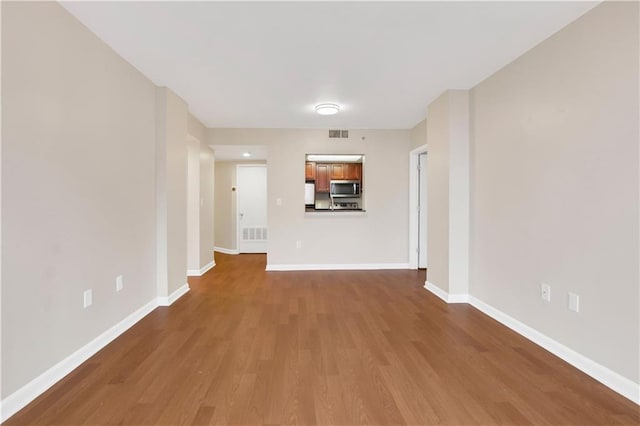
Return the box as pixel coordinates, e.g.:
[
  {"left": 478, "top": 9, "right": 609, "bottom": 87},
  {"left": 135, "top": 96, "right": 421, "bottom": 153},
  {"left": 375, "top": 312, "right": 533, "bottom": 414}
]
[
  {"left": 470, "top": 1, "right": 639, "bottom": 383},
  {"left": 2, "top": 1, "right": 157, "bottom": 397},
  {"left": 209, "top": 129, "right": 411, "bottom": 267}
]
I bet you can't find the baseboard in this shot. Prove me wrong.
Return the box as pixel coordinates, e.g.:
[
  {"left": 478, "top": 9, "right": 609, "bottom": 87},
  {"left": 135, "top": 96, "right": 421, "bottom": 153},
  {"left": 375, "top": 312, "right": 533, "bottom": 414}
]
[
  {"left": 265, "top": 263, "right": 410, "bottom": 271},
  {"left": 187, "top": 260, "right": 215, "bottom": 277},
  {"left": 421, "top": 283, "right": 639, "bottom": 403},
  {"left": 214, "top": 246, "right": 239, "bottom": 255},
  {"left": 468, "top": 296, "right": 640, "bottom": 405},
  {"left": 0, "top": 298, "right": 159, "bottom": 423},
  {"left": 424, "top": 281, "right": 469, "bottom": 303},
  {"left": 157, "top": 283, "right": 190, "bottom": 306}
]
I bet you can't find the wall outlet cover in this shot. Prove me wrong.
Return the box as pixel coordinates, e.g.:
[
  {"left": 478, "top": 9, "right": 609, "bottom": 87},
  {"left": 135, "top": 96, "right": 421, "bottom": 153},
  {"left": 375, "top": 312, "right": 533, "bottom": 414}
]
[
  {"left": 541, "top": 283, "right": 551, "bottom": 302},
  {"left": 116, "top": 275, "right": 123, "bottom": 292}
]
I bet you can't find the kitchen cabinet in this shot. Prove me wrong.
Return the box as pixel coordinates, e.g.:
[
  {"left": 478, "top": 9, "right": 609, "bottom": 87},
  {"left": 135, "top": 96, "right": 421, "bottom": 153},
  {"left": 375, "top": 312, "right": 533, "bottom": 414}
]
[
  {"left": 329, "top": 163, "right": 361, "bottom": 180},
  {"left": 305, "top": 162, "right": 316, "bottom": 181},
  {"left": 316, "top": 164, "right": 330, "bottom": 192},
  {"left": 345, "top": 163, "right": 362, "bottom": 180},
  {"left": 330, "top": 164, "right": 345, "bottom": 179}
]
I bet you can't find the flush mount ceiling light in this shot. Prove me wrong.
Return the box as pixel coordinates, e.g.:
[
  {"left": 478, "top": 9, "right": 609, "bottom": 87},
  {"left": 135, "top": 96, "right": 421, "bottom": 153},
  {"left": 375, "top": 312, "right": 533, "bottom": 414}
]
[
  {"left": 315, "top": 103, "right": 340, "bottom": 116},
  {"left": 242, "top": 152, "right": 251, "bottom": 157}
]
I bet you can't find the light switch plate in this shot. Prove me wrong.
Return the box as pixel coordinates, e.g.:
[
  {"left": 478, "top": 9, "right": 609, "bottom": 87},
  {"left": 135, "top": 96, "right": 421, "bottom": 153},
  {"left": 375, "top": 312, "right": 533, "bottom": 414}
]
[
  {"left": 83, "top": 289, "right": 93, "bottom": 308},
  {"left": 568, "top": 292, "right": 580, "bottom": 312}
]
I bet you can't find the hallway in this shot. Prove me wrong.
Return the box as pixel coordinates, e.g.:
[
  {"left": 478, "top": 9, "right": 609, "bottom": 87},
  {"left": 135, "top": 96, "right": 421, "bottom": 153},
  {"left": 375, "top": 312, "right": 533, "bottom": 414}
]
[{"left": 7, "top": 254, "right": 639, "bottom": 425}]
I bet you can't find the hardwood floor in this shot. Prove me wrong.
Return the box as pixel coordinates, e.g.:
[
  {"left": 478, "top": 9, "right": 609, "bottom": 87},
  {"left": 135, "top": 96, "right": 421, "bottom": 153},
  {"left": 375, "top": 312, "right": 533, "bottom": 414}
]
[{"left": 6, "top": 253, "right": 639, "bottom": 425}]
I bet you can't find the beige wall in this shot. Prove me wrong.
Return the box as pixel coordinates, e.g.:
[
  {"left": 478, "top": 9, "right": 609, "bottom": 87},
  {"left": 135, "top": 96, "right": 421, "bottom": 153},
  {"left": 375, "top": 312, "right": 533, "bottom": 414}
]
[
  {"left": 213, "top": 162, "right": 237, "bottom": 251},
  {"left": 470, "top": 1, "right": 639, "bottom": 383},
  {"left": 155, "top": 87, "right": 188, "bottom": 296},
  {"left": 426, "top": 94, "right": 450, "bottom": 291},
  {"left": 187, "top": 112, "right": 215, "bottom": 270},
  {"left": 410, "top": 119, "right": 427, "bottom": 150},
  {"left": 187, "top": 112, "right": 206, "bottom": 144},
  {"left": 2, "top": 2, "right": 157, "bottom": 397},
  {"left": 447, "top": 91, "right": 470, "bottom": 296},
  {"left": 186, "top": 138, "right": 201, "bottom": 271},
  {"left": 199, "top": 146, "right": 215, "bottom": 267},
  {"left": 209, "top": 129, "right": 411, "bottom": 266}
]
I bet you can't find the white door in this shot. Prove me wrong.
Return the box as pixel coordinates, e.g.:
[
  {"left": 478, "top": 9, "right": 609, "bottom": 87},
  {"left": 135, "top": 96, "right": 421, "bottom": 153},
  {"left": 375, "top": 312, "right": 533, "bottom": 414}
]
[
  {"left": 237, "top": 165, "right": 267, "bottom": 253},
  {"left": 418, "top": 153, "right": 428, "bottom": 268}
]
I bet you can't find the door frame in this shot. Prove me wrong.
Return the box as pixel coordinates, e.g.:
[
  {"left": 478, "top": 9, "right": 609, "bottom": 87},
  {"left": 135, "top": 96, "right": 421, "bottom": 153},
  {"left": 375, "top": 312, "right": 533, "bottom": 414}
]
[
  {"left": 409, "top": 144, "right": 428, "bottom": 269},
  {"left": 235, "top": 163, "right": 268, "bottom": 254}
]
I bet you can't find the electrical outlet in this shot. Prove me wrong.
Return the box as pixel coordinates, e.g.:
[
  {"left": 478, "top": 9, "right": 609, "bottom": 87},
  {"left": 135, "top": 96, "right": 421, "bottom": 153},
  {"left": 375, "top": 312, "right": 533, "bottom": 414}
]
[
  {"left": 296, "top": 240, "right": 302, "bottom": 249},
  {"left": 116, "top": 275, "right": 123, "bottom": 292},
  {"left": 568, "top": 292, "right": 580, "bottom": 312},
  {"left": 83, "top": 289, "right": 93, "bottom": 308},
  {"left": 540, "top": 283, "right": 551, "bottom": 302},
  {"left": 276, "top": 198, "right": 283, "bottom": 206}
]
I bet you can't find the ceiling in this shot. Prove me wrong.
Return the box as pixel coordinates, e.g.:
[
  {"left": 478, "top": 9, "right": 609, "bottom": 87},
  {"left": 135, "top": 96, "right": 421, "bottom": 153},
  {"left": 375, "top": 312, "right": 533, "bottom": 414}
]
[
  {"left": 61, "top": 1, "right": 598, "bottom": 130},
  {"left": 210, "top": 145, "right": 268, "bottom": 162}
]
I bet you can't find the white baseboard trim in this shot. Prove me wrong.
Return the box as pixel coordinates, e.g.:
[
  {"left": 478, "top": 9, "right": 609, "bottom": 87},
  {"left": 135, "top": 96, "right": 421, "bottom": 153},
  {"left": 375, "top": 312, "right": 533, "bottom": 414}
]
[
  {"left": 421, "top": 284, "right": 639, "bottom": 404},
  {"left": 424, "top": 281, "right": 469, "bottom": 303},
  {"left": 468, "top": 296, "right": 640, "bottom": 405},
  {"left": 187, "top": 260, "right": 215, "bottom": 277},
  {"left": 157, "top": 283, "right": 190, "bottom": 306},
  {"left": 214, "top": 246, "right": 239, "bottom": 255},
  {"left": 0, "top": 298, "right": 159, "bottom": 423},
  {"left": 265, "top": 263, "right": 410, "bottom": 271}
]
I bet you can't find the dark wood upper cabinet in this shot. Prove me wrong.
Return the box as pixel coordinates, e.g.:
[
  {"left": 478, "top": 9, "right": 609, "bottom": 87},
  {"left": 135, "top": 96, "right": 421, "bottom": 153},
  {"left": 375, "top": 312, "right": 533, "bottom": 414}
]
[
  {"left": 305, "top": 161, "right": 316, "bottom": 181},
  {"left": 329, "top": 163, "right": 361, "bottom": 180},
  {"left": 316, "top": 164, "right": 330, "bottom": 192},
  {"left": 330, "top": 164, "right": 345, "bottom": 179},
  {"left": 345, "top": 163, "right": 362, "bottom": 180}
]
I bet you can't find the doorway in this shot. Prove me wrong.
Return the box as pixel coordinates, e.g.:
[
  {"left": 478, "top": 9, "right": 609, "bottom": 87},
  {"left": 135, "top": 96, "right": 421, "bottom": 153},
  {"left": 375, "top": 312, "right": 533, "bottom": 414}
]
[
  {"left": 409, "top": 145, "right": 428, "bottom": 269},
  {"left": 236, "top": 164, "right": 267, "bottom": 253}
]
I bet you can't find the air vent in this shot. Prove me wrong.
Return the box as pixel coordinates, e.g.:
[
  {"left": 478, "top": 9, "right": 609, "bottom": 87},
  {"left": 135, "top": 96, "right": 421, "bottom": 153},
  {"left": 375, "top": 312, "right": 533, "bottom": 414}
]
[
  {"left": 328, "top": 129, "right": 349, "bottom": 138},
  {"left": 242, "top": 227, "right": 267, "bottom": 241}
]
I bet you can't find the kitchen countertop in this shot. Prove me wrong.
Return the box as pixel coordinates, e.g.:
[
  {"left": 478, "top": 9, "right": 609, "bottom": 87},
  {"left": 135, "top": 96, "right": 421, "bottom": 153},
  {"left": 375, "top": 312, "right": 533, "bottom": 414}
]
[
  {"left": 304, "top": 208, "right": 367, "bottom": 217},
  {"left": 305, "top": 207, "right": 363, "bottom": 212}
]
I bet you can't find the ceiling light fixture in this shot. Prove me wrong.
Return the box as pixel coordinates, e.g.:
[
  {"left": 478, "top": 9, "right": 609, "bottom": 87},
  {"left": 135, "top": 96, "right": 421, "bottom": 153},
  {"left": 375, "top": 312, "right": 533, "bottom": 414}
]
[
  {"left": 315, "top": 103, "right": 340, "bottom": 116},
  {"left": 242, "top": 152, "right": 251, "bottom": 157}
]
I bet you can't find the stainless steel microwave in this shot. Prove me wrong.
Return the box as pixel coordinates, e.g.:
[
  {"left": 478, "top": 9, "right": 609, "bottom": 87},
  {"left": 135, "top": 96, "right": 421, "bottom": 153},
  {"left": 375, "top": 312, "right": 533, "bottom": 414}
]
[{"left": 330, "top": 180, "right": 361, "bottom": 197}]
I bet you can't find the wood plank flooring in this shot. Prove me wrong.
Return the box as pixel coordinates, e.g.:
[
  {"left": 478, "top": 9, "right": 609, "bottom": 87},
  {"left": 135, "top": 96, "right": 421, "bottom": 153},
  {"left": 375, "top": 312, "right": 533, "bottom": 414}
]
[{"left": 6, "top": 253, "right": 639, "bottom": 425}]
